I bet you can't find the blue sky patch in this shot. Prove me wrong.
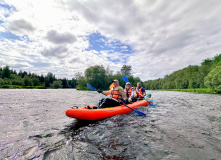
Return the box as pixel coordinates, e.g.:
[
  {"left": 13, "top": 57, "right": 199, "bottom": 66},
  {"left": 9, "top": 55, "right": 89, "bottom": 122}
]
[
  {"left": 0, "top": 31, "right": 22, "bottom": 41},
  {"left": 86, "top": 32, "right": 133, "bottom": 63},
  {"left": 0, "top": 3, "right": 16, "bottom": 12},
  {"left": 86, "top": 32, "right": 132, "bottom": 54}
]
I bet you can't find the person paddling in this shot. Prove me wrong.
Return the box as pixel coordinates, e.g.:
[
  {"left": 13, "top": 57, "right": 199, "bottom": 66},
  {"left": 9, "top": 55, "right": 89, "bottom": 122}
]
[
  {"left": 124, "top": 82, "right": 135, "bottom": 103},
  {"left": 135, "top": 82, "right": 146, "bottom": 101},
  {"left": 94, "top": 80, "right": 127, "bottom": 108}
]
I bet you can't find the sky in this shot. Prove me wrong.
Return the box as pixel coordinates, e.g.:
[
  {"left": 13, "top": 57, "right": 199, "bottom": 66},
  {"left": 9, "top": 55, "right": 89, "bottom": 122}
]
[{"left": 0, "top": 0, "right": 221, "bottom": 81}]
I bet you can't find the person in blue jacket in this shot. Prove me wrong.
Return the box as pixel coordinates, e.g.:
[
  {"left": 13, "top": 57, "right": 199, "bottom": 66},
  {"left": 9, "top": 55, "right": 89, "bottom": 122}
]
[{"left": 135, "top": 82, "right": 146, "bottom": 101}]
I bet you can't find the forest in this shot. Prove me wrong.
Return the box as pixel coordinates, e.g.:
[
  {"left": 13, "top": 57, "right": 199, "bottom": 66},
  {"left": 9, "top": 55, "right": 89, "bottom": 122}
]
[
  {"left": 0, "top": 64, "right": 139, "bottom": 89},
  {"left": 0, "top": 67, "right": 77, "bottom": 89},
  {"left": 143, "top": 54, "right": 221, "bottom": 93},
  {"left": 0, "top": 54, "right": 220, "bottom": 93}
]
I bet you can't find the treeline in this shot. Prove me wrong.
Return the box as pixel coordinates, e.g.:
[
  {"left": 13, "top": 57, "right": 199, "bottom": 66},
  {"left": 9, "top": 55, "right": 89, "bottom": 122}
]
[
  {"left": 75, "top": 65, "right": 141, "bottom": 90},
  {"left": 1, "top": 54, "right": 220, "bottom": 92},
  {"left": 0, "top": 64, "right": 140, "bottom": 89},
  {"left": 0, "top": 67, "right": 77, "bottom": 89},
  {"left": 143, "top": 54, "right": 221, "bottom": 93}
]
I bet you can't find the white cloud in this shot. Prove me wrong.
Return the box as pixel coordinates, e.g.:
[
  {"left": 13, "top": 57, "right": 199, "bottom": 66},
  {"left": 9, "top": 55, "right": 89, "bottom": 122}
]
[{"left": 0, "top": 0, "right": 221, "bottom": 80}]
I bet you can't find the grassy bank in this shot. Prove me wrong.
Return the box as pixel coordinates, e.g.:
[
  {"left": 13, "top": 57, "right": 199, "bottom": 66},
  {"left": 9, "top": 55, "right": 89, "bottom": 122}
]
[
  {"left": 76, "top": 86, "right": 110, "bottom": 91},
  {"left": 0, "top": 85, "right": 47, "bottom": 89},
  {"left": 157, "top": 88, "right": 216, "bottom": 94}
]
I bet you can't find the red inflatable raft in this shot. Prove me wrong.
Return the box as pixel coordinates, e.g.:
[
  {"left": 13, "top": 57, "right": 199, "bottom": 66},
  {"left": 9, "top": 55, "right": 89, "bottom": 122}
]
[{"left": 65, "top": 100, "right": 152, "bottom": 120}]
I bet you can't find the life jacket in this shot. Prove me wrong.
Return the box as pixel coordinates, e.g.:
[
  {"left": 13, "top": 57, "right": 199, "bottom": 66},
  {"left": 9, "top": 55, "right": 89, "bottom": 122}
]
[
  {"left": 111, "top": 88, "right": 122, "bottom": 100},
  {"left": 124, "top": 88, "right": 132, "bottom": 98},
  {"left": 136, "top": 87, "right": 144, "bottom": 97}
]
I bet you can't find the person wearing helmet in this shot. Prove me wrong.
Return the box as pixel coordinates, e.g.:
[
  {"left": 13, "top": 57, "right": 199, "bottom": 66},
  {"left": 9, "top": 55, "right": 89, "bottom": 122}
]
[
  {"left": 94, "top": 80, "right": 127, "bottom": 108},
  {"left": 135, "top": 82, "right": 146, "bottom": 101},
  {"left": 124, "top": 82, "right": 135, "bottom": 103}
]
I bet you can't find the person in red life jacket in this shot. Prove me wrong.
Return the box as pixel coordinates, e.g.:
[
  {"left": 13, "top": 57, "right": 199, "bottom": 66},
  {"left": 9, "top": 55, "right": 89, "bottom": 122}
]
[
  {"left": 135, "top": 82, "right": 146, "bottom": 101},
  {"left": 94, "top": 80, "right": 127, "bottom": 108},
  {"left": 124, "top": 82, "right": 135, "bottom": 103}
]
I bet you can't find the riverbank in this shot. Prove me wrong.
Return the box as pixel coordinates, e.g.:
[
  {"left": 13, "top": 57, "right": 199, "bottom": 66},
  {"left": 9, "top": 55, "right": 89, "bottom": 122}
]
[
  {"left": 157, "top": 88, "right": 217, "bottom": 94},
  {"left": 0, "top": 84, "right": 47, "bottom": 89}
]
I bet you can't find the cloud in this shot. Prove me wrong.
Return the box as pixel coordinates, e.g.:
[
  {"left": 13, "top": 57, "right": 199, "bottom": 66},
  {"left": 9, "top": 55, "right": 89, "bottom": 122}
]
[
  {"left": 41, "top": 46, "right": 69, "bottom": 58},
  {"left": 4, "top": 19, "right": 35, "bottom": 34},
  {"left": 69, "top": 57, "right": 81, "bottom": 63},
  {"left": 1, "top": 0, "right": 221, "bottom": 80},
  {"left": 46, "top": 30, "right": 77, "bottom": 44}
]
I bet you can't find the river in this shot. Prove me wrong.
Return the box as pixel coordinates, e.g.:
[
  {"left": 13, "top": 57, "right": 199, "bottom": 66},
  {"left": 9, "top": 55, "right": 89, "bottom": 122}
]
[{"left": 0, "top": 89, "right": 220, "bottom": 159}]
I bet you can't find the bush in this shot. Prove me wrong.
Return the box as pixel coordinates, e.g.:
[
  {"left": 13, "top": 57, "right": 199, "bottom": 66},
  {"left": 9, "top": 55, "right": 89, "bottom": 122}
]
[
  {"left": 35, "top": 86, "right": 47, "bottom": 89},
  {"left": 0, "top": 78, "right": 3, "bottom": 85},
  {"left": 0, "top": 84, "right": 10, "bottom": 88},
  {"left": 0, "top": 85, "right": 22, "bottom": 89},
  {"left": 24, "top": 86, "right": 35, "bottom": 89},
  {"left": 76, "top": 86, "right": 90, "bottom": 90},
  {"left": 3, "top": 78, "right": 12, "bottom": 85},
  {"left": 204, "top": 66, "right": 221, "bottom": 93},
  {"left": 51, "top": 81, "right": 62, "bottom": 89}
]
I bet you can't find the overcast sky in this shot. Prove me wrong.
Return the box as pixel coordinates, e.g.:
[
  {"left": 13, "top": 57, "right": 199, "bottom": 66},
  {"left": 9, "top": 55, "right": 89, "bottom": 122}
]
[{"left": 0, "top": 0, "right": 221, "bottom": 80}]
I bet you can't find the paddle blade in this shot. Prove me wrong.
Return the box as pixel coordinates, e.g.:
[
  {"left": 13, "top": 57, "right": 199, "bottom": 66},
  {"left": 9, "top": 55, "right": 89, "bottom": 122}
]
[
  {"left": 122, "top": 76, "right": 129, "bottom": 83},
  {"left": 86, "top": 84, "right": 96, "bottom": 91},
  {"left": 133, "top": 109, "right": 146, "bottom": 116},
  {"left": 109, "top": 84, "right": 113, "bottom": 89},
  {"left": 144, "top": 99, "right": 157, "bottom": 101},
  {"left": 124, "top": 104, "right": 146, "bottom": 116}
]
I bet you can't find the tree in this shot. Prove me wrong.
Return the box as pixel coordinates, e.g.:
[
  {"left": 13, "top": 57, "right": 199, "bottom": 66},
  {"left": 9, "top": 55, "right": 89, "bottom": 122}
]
[
  {"left": 24, "top": 75, "right": 33, "bottom": 86},
  {"left": 1, "top": 66, "right": 11, "bottom": 79},
  {"left": 85, "top": 65, "right": 107, "bottom": 89},
  {"left": 45, "top": 72, "right": 56, "bottom": 87},
  {"left": 120, "top": 65, "right": 132, "bottom": 77},
  {"left": 61, "top": 78, "right": 69, "bottom": 88},
  {"left": 69, "top": 78, "right": 77, "bottom": 88},
  {"left": 3, "top": 78, "right": 12, "bottom": 85},
  {"left": 32, "top": 77, "right": 40, "bottom": 86},
  {"left": 204, "top": 66, "right": 221, "bottom": 93},
  {"left": 0, "top": 78, "right": 4, "bottom": 85},
  {"left": 51, "top": 81, "right": 62, "bottom": 89}
]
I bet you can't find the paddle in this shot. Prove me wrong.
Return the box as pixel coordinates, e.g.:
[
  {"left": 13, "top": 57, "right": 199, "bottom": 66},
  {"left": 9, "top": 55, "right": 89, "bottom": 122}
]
[
  {"left": 122, "top": 76, "right": 129, "bottom": 83},
  {"left": 121, "top": 102, "right": 146, "bottom": 116},
  {"left": 87, "top": 83, "right": 108, "bottom": 97},
  {"left": 86, "top": 83, "right": 146, "bottom": 116},
  {"left": 144, "top": 99, "right": 157, "bottom": 101}
]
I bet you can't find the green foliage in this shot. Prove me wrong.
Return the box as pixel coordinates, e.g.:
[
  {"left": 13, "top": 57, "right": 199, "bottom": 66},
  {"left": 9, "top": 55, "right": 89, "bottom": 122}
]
[
  {"left": 144, "top": 54, "right": 221, "bottom": 93},
  {"left": 157, "top": 88, "right": 215, "bottom": 94},
  {"left": 75, "top": 72, "right": 87, "bottom": 88},
  {"left": 84, "top": 65, "right": 108, "bottom": 89},
  {"left": 1, "top": 54, "right": 220, "bottom": 92},
  {"left": 51, "top": 80, "right": 62, "bottom": 89},
  {"left": 204, "top": 66, "right": 221, "bottom": 93},
  {"left": 0, "top": 78, "right": 4, "bottom": 85},
  {"left": 0, "top": 85, "right": 22, "bottom": 89},
  {"left": 76, "top": 65, "right": 143, "bottom": 90},
  {"left": 35, "top": 86, "right": 47, "bottom": 89},
  {"left": 3, "top": 78, "right": 12, "bottom": 85},
  {"left": 24, "top": 75, "right": 33, "bottom": 86},
  {"left": 76, "top": 86, "right": 90, "bottom": 90},
  {"left": 1, "top": 66, "right": 11, "bottom": 79},
  {"left": 24, "top": 86, "right": 35, "bottom": 89},
  {"left": 61, "top": 78, "right": 69, "bottom": 88},
  {"left": 32, "top": 77, "right": 40, "bottom": 86},
  {"left": 120, "top": 65, "right": 132, "bottom": 77},
  {"left": 0, "top": 66, "right": 76, "bottom": 89}
]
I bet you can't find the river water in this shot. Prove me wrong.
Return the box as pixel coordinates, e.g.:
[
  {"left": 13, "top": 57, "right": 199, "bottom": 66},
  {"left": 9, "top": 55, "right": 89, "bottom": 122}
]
[{"left": 0, "top": 89, "right": 220, "bottom": 160}]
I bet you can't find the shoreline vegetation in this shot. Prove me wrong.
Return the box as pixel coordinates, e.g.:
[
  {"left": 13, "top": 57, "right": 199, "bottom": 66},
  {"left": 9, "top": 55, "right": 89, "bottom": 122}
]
[
  {"left": 0, "top": 54, "right": 220, "bottom": 94},
  {"left": 157, "top": 88, "right": 216, "bottom": 94}
]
